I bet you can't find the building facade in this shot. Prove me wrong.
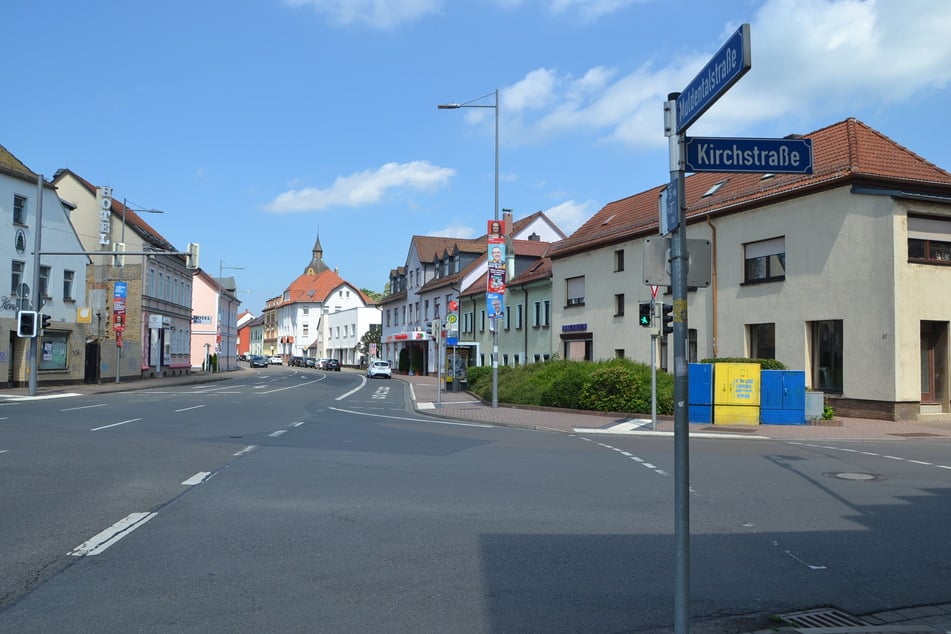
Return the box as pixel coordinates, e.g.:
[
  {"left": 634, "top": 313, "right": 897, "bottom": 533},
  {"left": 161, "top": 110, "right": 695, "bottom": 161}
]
[{"left": 548, "top": 118, "right": 951, "bottom": 421}]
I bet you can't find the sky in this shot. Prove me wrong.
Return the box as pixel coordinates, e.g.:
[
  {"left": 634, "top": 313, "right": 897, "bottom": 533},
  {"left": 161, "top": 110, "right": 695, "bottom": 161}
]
[{"left": 6, "top": 0, "right": 951, "bottom": 310}]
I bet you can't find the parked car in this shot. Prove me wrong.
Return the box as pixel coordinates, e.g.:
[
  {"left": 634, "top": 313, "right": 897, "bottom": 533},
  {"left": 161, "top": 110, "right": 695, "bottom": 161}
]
[
  {"left": 367, "top": 360, "right": 391, "bottom": 379},
  {"left": 290, "top": 356, "right": 304, "bottom": 367},
  {"left": 325, "top": 359, "right": 341, "bottom": 371},
  {"left": 249, "top": 355, "right": 268, "bottom": 368},
  {"left": 316, "top": 358, "right": 331, "bottom": 370},
  {"left": 268, "top": 355, "right": 283, "bottom": 365},
  {"left": 304, "top": 357, "right": 317, "bottom": 368}
]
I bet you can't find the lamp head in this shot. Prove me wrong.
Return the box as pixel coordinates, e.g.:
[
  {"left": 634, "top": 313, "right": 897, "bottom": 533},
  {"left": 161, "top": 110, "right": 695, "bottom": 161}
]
[{"left": 437, "top": 103, "right": 461, "bottom": 109}]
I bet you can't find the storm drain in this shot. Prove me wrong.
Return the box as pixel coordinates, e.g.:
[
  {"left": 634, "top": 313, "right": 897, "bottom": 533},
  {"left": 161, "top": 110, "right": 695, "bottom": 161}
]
[{"left": 778, "top": 607, "right": 869, "bottom": 628}]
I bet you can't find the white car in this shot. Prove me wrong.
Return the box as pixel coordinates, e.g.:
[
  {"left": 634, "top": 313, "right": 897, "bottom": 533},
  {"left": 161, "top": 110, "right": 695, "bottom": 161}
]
[
  {"left": 268, "top": 356, "right": 283, "bottom": 365},
  {"left": 367, "top": 360, "right": 392, "bottom": 379}
]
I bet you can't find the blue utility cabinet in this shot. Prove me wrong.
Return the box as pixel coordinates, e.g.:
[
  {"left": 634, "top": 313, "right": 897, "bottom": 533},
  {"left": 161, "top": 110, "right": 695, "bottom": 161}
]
[
  {"left": 688, "top": 363, "right": 713, "bottom": 423},
  {"left": 760, "top": 370, "right": 806, "bottom": 424}
]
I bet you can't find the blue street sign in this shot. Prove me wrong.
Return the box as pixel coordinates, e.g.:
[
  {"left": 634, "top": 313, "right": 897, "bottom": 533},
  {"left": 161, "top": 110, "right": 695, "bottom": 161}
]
[
  {"left": 684, "top": 136, "right": 814, "bottom": 174},
  {"left": 676, "top": 23, "right": 751, "bottom": 133}
]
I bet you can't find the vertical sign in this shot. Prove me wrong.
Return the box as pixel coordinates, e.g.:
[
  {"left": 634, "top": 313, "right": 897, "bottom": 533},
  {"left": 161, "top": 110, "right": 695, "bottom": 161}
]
[
  {"left": 97, "top": 187, "right": 113, "bottom": 246},
  {"left": 486, "top": 218, "right": 507, "bottom": 313},
  {"left": 113, "top": 281, "right": 127, "bottom": 347}
]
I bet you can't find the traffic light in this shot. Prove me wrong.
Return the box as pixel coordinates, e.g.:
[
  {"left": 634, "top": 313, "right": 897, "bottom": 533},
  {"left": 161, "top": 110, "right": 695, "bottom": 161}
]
[
  {"left": 638, "top": 302, "right": 652, "bottom": 327},
  {"left": 112, "top": 242, "right": 125, "bottom": 267},
  {"left": 661, "top": 303, "right": 674, "bottom": 336},
  {"left": 431, "top": 319, "right": 440, "bottom": 340},
  {"left": 41, "top": 313, "right": 52, "bottom": 331},
  {"left": 16, "top": 310, "right": 37, "bottom": 338}
]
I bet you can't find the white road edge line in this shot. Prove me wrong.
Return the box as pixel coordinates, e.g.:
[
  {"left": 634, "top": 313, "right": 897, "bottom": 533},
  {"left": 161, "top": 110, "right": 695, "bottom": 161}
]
[
  {"left": 175, "top": 404, "right": 206, "bottom": 413},
  {"left": 233, "top": 445, "right": 258, "bottom": 456},
  {"left": 69, "top": 512, "right": 157, "bottom": 557},
  {"left": 329, "top": 406, "right": 492, "bottom": 428},
  {"left": 60, "top": 403, "right": 109, "bottom": 412},
  {"left": 269, "top": 429, "right": 288, "bottom": 437}
]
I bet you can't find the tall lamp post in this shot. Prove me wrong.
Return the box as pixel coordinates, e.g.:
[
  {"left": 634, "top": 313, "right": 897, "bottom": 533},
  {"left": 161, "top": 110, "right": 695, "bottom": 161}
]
[
  {"left": 438, "top": 89, "right": 500, "bottom": 408},
  {"left": 219, "top": 260, "right": 244, "bottom": 372},
  {"left": 115, "top": 198, "right": 164, "bottom": 383}
]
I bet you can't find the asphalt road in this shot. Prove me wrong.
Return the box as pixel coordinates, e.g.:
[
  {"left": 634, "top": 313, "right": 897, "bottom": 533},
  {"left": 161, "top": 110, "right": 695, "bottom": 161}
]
[{"left": 2, "top": 367, "right": 950, "bottom": 632}]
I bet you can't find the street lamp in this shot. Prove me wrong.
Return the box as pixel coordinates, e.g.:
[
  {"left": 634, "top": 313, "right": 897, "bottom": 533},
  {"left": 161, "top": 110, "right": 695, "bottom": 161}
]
[
  {"left": 219, "top": 260, "right": 244, "bottom": 372},
  {"left": 439, "top": 89, "right": 501, "bottom": 408}
]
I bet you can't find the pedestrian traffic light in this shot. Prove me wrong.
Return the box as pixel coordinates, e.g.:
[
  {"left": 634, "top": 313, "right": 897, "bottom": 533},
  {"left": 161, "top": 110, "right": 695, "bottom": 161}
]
[
  {"left": 16, "top": 310, "right": 37, "bottom": 338},
  {"left": 662, "top": 303, "right": 674, "bottom": 336},
  {"left": 638, "top": 302, "right": 652, "bottom": 327},
  {"left": 431, "top": 319, "right": 441, "bottom": 340},
  {"left": 41, "top": 313, "right": 52, "bottom": 331}
]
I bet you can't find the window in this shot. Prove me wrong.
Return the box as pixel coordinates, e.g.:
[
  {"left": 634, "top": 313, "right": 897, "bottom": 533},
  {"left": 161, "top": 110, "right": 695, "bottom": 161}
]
[
  {"left": 63, "top": 270, "right": 75, "bottom": 300},
  {"left": 11, "top": 260, "right": 25, "bottom": 294},
  {"left": 614, "top": 293, "right": 625, "bottom": 317},
  {"left": 811, "top": 319, "right": 843, "bottom": 392},
  {"left": 543, "top": 300, "right": 550, "bottom": 326},
  {"left": 504, "top": 307, "right": 511, "bottom": 330},
  {"left": 532, "top": 301, "right": 541, "bottom": 327},
  {"left": 614, "top": 249, "right": 625, "bottom": 272},
  {"left": 39, "top": 266, "right": 51, "bottom": 298},
  {"left": 908, "top": 215, "right": 951, "bottom": 263},
  {"left": 13, "top": 194, "right": 27, "bottom": 225},
  {"left": 302, "top": 324, "right": 309, "bottom": 337},
  {"left": 515, "top": 304, "right": 523, "bottom": 329},
  {"left": 744, "top": 237, "right": 785, "bottom": 283},
  {"left": 38, "top": 332, "right": 69, "bottom": 370},
  {"left": 565, "top": 276, "right": 585, "bottom": 306},
  {"left": 480, "top": 310, "right": 486, "bottom": 332},
  {"left": 749, "top": 323, "right": 775, "bottom": 359},
  {"left": 615, "top": 349, "right": 625, "bottom": 359}
]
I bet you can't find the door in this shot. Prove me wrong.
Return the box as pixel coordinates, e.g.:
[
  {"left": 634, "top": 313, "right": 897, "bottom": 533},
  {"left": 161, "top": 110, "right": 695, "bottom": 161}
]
[{"left": 920, "top": 321, "right": 948, "bottom": 405}]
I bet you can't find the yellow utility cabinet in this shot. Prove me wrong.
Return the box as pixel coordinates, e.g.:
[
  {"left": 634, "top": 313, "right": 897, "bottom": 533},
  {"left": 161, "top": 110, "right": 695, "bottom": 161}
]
[{"left": 714, "top": 363, "right": 760, "bottom": 425}]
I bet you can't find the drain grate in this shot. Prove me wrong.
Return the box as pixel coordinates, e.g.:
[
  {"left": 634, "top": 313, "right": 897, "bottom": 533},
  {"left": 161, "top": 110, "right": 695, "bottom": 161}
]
[{"left": 778, "top": 607, "right": 868, "bottom": 628}]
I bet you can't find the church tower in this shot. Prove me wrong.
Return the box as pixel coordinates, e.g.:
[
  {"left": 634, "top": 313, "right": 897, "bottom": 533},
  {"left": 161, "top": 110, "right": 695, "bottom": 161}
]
[{"left": 304, "top": 233, "right": 330, "bottom": 276}]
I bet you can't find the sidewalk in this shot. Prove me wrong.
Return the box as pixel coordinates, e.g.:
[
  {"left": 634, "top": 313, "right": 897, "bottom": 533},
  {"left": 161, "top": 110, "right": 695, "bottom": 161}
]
[{"left": 400, "top": 373, "right": 951, "bottom": 442}]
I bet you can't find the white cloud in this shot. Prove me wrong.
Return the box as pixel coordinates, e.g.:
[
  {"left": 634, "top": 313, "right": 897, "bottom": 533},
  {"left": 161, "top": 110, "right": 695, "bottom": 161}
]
[
  {"left": 548, "top": 0, "right": 644, "bottom": 21},
  {"left": 282, "top": 0, "right": 441, "bottom": 29},
  {"left": 543, "top": 199, "right": 595, "bottom": 234},
  {"left": 498, "top": 0, "right": 951, "bottom": 147},
  {"left": 265, "top": 161, "right": 455, "bottom": 213},
  {"left": 427, "top": 223, "right": 478, "bottom": 239}
]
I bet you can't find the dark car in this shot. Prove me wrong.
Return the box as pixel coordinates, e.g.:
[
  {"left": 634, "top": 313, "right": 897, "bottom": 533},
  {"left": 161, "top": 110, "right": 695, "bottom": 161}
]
[
  {"left": 249, "top": 355, "right": 268, "bottom": 368},
  {"left": 325, "top": 359, "right": 341, "bottom": 371},
  {"left": 304, "top": 357, "right": 317, "bottom": 368},
  {"left": 290, "top": 356, "right": 304, "bottom": 367}
]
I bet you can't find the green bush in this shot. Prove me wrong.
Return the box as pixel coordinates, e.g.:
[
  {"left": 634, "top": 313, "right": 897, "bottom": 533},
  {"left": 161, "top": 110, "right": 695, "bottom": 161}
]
[{"left": 700, "top": 357, "right": 788, "bottom": 370}]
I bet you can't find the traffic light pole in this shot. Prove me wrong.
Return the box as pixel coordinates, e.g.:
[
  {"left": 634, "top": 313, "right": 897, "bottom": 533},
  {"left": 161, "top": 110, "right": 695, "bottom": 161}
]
[{"left": 28, "top": 174, "right": 45, "bottom": 397}]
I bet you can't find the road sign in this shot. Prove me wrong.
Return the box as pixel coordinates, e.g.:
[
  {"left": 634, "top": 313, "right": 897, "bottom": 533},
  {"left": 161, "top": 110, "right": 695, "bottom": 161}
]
[
  {"left": 676, "top": 23, "right": 751, "bottom": 133},
  {"left": 685, "top": 136, "right": 813, "bottom": 174},
  {"left": 660, "top": 178, "right": 679, "bottom": 235}
]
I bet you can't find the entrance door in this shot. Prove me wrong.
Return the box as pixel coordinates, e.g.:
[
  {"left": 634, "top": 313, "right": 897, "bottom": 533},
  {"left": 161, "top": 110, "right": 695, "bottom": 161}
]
[
  {"left": 920, "top": 321, "right": 948, "bottom": 405},
  {"left": 85, "top": 341, "right": 100, "bottom": 384}
]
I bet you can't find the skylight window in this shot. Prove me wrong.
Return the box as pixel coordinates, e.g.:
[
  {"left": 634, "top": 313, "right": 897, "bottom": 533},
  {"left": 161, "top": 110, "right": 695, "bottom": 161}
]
[{"left": 702, "top": 180, "right": 728, "bottom": 197}]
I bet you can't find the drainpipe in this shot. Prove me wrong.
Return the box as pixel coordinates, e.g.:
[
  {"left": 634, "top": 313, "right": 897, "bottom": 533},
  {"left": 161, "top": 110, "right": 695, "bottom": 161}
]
[
  {"left": 523, "top": 286, "right": 529, "bottom": 363},
  {"left": 705, "top": 215, "right": 718, "bottom": 358}
]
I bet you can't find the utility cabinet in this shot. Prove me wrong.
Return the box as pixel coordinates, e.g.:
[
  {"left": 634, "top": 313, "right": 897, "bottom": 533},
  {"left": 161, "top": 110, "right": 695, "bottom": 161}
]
[
  {"left": 760, "top": 370, "right": 807, "bottom": 424},
  {"left": 688, "top": 363, "right": 713, "bottom": 424},
  {"left": 713, "top": 362, "right": 760, "bottom": 425}
]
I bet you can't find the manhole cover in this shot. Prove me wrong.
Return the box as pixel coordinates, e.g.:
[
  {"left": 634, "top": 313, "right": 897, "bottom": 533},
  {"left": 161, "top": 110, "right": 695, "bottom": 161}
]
[
  {"left": 779, "top": 607, "right": 868, "bottom": 628},
  {"left": 826, "top": 472, "right": 880, "bottom": 481}
]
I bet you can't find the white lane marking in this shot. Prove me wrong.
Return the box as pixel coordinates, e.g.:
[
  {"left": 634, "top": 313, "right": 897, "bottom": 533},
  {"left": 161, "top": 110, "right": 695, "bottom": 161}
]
[
  {"left": 259, "top": 378, "right": 324, "bottom": 394},
  {"left": 790, "top": 442, "right": 951, "bottom": 472},
  {"left": 233, "top": 445, "right": 258, "bottom": 456},
  {"left": 329, "top": 406, "right": 492, "bottom": 428},
  {"left": 181, "top": 472, "right": 212, "bottom": 486},
  {"left": 291, "top": 421, "right": 305, "bottom": 427},
  {"left": 577, "top": 436, "right": 668, "bottom": 477},
  {"left": 91, "top": 418, "right": 142, "bottom": 431},
  {"left": 0, "top": 449, "right": 9, "bottom": 454},
  {"left": 60, "top": 403, "right": 109, "bottom": 412},
  {"left": 1, "top": 393, "right": 81, "bottom": 402},
  {"left": 337, "top": 376, "right": 367, "bottom": 401},
  {"left": 785, "top": 550, "right": 827, "bottom": 570},
  {"left": 69, "top": 512, "right": 157, "bottom": 557},
  {"left": 269, "top": 429, "right": 288, "bottom": 437},
  {"left": 174, "top": 404, "right": 206, "bottom": 413}
]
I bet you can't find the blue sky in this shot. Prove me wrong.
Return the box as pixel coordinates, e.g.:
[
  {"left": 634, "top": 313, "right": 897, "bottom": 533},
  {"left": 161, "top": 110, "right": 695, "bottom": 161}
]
[{"left": 7, "top": 0, "right": 951, "bottom": 309}]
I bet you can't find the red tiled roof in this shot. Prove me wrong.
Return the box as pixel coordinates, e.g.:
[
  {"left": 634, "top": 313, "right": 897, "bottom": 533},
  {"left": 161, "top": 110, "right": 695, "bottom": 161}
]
[{"left": 551, "top": 118, "right": 951, "bottom": 258}]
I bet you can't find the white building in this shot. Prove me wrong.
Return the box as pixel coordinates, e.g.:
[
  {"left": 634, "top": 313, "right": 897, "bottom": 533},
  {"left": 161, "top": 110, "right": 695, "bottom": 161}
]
[{"left": 2, "top": 145, "right": 90, "bottom": 387}]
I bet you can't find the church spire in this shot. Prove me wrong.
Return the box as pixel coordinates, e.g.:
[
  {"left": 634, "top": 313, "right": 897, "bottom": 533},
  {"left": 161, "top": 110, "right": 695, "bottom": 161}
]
[{"left": 304, "top": 230, "right": 330, "bottom": 276}]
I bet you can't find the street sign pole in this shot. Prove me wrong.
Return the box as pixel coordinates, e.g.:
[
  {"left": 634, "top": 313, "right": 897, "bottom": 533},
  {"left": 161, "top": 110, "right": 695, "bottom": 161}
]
[{"left": 666, "top": 93, "right": 691, "bottom": 634}]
